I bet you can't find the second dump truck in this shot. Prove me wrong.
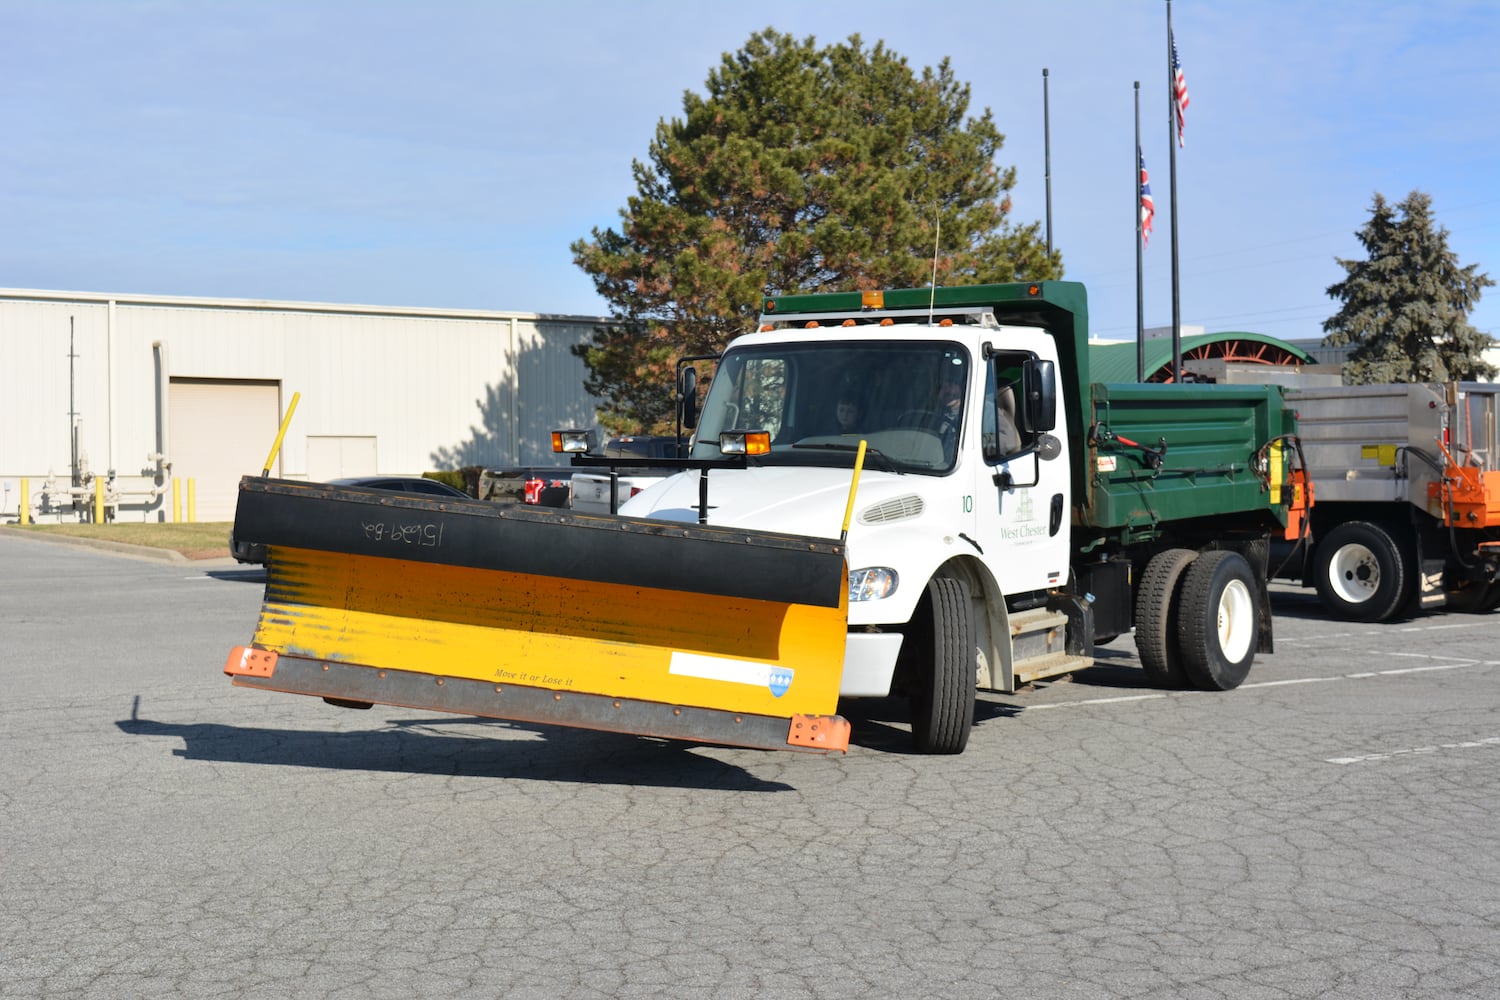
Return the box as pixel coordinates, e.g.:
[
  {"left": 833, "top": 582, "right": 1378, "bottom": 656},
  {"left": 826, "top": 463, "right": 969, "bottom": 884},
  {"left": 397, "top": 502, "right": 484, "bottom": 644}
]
[
  {"left": 1272, "top": 382, "right": 1500, "bottom": 620},
  {"left": 226, "top": 281, "right": 1307, "bottom": 755}
]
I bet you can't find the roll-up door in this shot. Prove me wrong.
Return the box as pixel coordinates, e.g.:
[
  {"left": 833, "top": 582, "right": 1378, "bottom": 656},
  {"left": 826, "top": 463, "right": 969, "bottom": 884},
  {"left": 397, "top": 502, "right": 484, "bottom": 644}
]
[{"left": 169, "top": 378, "right": 281, "bottom": 522}]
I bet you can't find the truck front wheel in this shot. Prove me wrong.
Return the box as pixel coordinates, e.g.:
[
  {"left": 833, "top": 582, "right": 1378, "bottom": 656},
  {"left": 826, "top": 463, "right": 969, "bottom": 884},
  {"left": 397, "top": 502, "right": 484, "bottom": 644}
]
[
  {"left": 1313, "top": 521, "right": 1409, "bottom": 622},
  {"left": 907, "top": 578, "right": 977, "bottom": 755},
  {"left": 1178, "top": 550, "right": 1258, "bottom": 691}
]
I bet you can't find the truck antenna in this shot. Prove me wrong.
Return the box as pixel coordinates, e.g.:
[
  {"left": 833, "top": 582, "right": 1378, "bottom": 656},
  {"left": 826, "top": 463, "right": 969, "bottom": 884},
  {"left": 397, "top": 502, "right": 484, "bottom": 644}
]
[{"left": 928, "top": 214, "right": 941, "bottom": 324}]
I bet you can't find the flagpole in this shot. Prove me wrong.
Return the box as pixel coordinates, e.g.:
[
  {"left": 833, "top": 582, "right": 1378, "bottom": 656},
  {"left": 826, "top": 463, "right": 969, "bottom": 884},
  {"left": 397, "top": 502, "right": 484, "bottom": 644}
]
[
  {"left": 1043, "top": 68, "right": 1053, "bottom": 256},
  {"left": 1135, "top": 81, "right": 1145, "bottom": 382},
  {"left": 1166, "top": 0, "right": 1182, "bottom": 381}
]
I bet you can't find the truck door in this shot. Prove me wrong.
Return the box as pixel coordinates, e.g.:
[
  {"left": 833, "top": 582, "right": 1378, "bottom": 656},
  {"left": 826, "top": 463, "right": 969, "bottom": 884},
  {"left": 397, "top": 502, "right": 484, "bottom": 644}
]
[{"left": 970, "top": 348, "right": 1072, "bottom": 595}]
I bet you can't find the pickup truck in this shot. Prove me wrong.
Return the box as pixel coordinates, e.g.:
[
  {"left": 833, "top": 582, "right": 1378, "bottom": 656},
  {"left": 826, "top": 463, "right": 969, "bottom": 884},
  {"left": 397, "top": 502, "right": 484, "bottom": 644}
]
[
  {"left": 568, "top": 436, "right": 682, "bottom": 514},
  {"left": 477, "top": 466, "right": 574, "bottom": 507}
]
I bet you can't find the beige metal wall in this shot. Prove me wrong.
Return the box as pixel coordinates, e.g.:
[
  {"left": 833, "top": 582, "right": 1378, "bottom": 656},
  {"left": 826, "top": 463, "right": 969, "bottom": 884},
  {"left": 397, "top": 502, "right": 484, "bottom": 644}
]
[{"left": 0, "top": 289, "right": 607, "bottom": 522}]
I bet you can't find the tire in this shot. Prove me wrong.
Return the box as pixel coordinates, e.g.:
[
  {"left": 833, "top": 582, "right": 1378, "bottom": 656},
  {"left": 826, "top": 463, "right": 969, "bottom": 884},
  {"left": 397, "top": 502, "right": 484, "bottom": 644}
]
[
  {"left": 1312, "top": 521, "right": 1410, "bottom": 622},
  {"left": 908, "top": 578, "right": 977, "bottom": 754},
  {"left": 1178, "top": 550, "right": 1259, "bottom": 691},
  {"left": 1134, "top": 548, "right": 1198, "bottom": 689}
]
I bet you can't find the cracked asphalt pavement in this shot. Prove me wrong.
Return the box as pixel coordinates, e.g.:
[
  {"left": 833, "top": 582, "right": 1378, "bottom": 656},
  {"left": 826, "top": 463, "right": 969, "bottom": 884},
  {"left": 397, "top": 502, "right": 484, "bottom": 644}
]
[{"left": 3, "top": 531, "right": 1498, "bottom": 999}]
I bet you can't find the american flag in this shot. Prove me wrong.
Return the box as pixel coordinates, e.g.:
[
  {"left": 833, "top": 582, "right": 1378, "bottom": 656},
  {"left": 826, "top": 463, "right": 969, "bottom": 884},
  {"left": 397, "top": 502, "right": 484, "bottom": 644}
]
[
  {"left": 1139, "top": 150, "right": 1154, "bottom": 245},
  {"left": 1172, "top": 34, "right": 1190, "bottom": 147}
]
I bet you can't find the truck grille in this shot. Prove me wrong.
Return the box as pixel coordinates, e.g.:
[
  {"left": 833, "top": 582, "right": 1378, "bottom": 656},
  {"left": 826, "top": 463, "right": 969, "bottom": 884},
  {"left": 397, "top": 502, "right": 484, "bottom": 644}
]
[{"left": 859, "top": 494, "right": 924, "bottom": 524}]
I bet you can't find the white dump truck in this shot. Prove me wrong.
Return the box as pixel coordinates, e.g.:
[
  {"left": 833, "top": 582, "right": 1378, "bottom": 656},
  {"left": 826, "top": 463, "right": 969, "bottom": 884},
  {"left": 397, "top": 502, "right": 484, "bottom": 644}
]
[{"left": 226, "top": 282, "right": 1308, "bottom": 755}]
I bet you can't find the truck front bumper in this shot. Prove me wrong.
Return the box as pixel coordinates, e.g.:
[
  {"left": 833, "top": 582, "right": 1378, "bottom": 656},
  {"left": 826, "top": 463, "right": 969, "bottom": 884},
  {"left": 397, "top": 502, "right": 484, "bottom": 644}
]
[{"left": 840, "top": 632, "right": 904, "bottom": 697}]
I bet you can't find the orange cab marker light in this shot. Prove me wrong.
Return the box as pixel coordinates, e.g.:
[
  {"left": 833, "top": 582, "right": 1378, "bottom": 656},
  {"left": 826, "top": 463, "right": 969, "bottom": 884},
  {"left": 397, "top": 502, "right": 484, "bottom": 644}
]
[
  {"left": 787, "top": 714, "right": 851, "bottom": 752},
  {"left": 805, "top": 321, "right": 820, "bottom": 329},
  {"left": 939, "top": 318, "right": 954, "bottom": 327},
  {"left": 879, "top": 318, "right": 894, "bottom": 326},
  {"left": 225, "top": 645, "right": 278, "bottom": 678},
  {"left": 760, "top": 323, "right": 775, "bottom": 332},
  {"left": 841, "top": 319, "right": 856, "bottom": 327}
]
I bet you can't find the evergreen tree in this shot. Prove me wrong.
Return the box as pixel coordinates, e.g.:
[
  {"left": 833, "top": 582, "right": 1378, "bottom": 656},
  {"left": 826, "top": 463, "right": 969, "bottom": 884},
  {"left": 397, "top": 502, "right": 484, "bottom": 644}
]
[
  {"left": 571, "top": 28, "right": 1062, "bottom": 432},
  {"left": 1323, "top": 191, "right": 1495, "bottom": 384}
]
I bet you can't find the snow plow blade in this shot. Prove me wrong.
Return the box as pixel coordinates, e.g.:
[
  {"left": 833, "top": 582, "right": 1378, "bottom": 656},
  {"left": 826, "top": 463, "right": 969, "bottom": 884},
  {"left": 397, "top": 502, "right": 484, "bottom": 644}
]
[{"left": 225, "top": 477, "right": 851, "bottom": 753}]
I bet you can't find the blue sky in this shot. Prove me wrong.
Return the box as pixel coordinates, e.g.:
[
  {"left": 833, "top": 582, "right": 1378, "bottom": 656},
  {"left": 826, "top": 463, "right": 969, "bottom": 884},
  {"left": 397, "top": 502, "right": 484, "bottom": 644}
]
[{"left": 3, "top": 0, "right": 1497, "bottom": 347}]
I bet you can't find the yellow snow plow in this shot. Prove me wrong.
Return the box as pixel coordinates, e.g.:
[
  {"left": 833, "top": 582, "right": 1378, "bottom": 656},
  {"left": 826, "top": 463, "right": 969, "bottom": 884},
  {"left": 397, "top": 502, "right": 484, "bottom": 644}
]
[{"left": 224, "top": 477, "right": 852, "bottom": 752}]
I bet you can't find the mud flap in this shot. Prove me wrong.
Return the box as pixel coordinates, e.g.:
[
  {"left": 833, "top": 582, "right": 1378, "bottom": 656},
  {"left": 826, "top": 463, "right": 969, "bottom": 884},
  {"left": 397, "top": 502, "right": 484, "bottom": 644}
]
[{"left": 227, "top": 477, "right": 851, "bottom": 752}]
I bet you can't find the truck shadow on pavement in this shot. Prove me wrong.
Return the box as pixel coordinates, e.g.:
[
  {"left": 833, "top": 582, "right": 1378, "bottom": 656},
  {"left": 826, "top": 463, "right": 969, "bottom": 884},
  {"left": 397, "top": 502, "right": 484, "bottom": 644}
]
[
  {"left": 840, "top": 695, "right": 1022, "bottom": 754},
  {"left": 1266, "top": 585, "right": 1423, "bottom": 623},
  {"left": 116, "top": 703, "right": 794, "bottom": 792},
  {"left": 1031, "top": 645, "right": 1158, "bottom": 692}
]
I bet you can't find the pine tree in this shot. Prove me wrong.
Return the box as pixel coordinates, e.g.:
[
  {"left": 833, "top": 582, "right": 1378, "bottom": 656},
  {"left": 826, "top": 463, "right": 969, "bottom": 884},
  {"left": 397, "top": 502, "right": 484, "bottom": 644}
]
[
  {"left": 571, "top": 28, "right": 1062, "bottom": 432},
  {"left": 1322, "top": 191, "right": 1495, "bottom": 384}
]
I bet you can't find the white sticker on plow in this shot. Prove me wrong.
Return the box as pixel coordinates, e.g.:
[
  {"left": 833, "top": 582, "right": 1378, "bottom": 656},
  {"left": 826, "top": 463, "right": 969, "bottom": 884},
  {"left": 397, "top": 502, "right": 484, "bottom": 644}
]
[{"left": 669, "top": 653, "right": 794, "bottom": 697}]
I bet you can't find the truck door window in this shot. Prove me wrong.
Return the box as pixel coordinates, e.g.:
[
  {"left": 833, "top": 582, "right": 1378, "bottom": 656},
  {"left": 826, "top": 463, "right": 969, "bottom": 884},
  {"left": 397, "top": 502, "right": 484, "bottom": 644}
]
[{"left": 984, "top": 354, "right": 1028, "bottom": 463}]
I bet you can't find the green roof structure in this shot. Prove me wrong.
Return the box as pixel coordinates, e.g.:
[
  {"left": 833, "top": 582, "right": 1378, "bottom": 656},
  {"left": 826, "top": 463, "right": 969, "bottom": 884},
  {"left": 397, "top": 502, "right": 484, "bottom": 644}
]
[{"left": 1090, "top": 332, "right": 1314, "bottom": 383}]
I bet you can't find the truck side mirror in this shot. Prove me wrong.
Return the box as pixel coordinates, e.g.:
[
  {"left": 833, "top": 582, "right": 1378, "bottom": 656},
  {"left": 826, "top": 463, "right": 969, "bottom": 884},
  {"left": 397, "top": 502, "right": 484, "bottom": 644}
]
[
  {"left": 679, "top": 366, "right": 700, "bottom": 430},
  {"left": 1021, "top": 359, "right": 1058, "bottom": 433}
]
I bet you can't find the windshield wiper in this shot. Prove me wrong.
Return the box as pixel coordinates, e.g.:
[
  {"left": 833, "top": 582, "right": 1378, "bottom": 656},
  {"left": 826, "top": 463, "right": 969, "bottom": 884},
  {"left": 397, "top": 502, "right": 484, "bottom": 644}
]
[{"left": 791, "top": 442, "right": 903, "bottom": 474}]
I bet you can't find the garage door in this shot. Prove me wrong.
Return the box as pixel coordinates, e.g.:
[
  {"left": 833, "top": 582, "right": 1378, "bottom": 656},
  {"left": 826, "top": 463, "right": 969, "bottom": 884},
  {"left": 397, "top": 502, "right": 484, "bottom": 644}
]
[{"left": 169, "top": 378, "right": 281, "bottom": 522}]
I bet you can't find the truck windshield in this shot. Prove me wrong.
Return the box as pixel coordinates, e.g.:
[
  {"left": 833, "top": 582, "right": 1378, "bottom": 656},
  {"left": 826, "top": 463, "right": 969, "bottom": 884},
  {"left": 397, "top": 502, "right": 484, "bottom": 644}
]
[{"left": 691, "top": 340, "right": 970, "bottom": 473}]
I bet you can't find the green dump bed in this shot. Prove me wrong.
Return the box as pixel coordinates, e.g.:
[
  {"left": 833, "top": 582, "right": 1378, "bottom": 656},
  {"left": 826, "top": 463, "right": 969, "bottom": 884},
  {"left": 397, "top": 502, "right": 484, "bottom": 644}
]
[{"left": 1081, "top": 382, "right": 1296, "bottom": 534}]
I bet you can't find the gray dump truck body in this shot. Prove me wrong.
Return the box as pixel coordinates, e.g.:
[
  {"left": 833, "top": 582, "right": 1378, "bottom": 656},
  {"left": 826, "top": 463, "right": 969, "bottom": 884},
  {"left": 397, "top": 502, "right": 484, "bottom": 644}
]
[{"left": 1279, "top": 382, "right": 1500, "bottom": 619}]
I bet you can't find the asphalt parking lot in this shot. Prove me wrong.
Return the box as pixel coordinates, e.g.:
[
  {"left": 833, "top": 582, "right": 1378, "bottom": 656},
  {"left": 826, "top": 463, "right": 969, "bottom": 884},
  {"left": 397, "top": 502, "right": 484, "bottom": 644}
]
[{"left": 2, "top": 530, "right": 1497, "bottom": 999}]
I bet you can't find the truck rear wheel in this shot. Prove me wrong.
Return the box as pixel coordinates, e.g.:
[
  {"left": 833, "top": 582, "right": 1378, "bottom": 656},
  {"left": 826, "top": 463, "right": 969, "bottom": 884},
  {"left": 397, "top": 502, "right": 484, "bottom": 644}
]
[
  {"left": 1313, "top": 521, "right": 1409, "bottom": 622},
  {"left": 1178, "top": 550, "right": 1258, "bottom": 691},
  {"left": 908, "top": 578, "right": 977, "bottom": 755},
  {"left": 1134, "top": 548, "right": 1198, "bottom": 689}
]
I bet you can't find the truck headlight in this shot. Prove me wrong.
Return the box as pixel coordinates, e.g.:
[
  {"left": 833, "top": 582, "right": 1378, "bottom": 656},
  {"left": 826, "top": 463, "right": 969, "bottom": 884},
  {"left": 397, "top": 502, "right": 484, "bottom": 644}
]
[
  {"left": 552, "top": 429, "right": 598, "bottom": 454},
  {"left": 849, "top": 567, "right": 898, "bottom": 602},
  {"left": 719, "top": 429, "right": 772, "bottom": 456}
]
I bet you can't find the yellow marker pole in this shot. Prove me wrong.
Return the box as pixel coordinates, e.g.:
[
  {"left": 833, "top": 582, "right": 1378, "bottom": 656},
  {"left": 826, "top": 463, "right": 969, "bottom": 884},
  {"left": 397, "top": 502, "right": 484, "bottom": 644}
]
[
  {"left": 187, "top": 479, "right": 197, "bottom": 523},
  {"left": 262, "top": 391, "right": 301, "bottom": 477},
  {"left": 839, "top": 439, "right": 868, "bottom": 544},
  {"left": 1269, "top": 440, "right": 1283, "bottom": 506},
  {"left": 172, "top": 479, "right": 181, "bottom": 523},
  {"left": 19, "top": 477, "right": 29, "bottom": 525},
  {"left": 94, "top": 477, "right": 105, "bottom": 524}
]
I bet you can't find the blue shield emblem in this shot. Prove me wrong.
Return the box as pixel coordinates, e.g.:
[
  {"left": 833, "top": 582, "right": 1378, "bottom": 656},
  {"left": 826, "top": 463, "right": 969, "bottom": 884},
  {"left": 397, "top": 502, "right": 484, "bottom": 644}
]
[{"left": 767, "top": 667, "right": 794, "bottom": 698}]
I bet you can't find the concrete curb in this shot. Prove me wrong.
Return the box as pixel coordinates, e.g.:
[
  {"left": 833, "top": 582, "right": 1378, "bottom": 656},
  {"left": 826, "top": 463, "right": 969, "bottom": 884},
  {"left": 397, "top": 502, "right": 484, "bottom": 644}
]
[{"left": 0, "top": 527, "right": 236, "bottom": 566}]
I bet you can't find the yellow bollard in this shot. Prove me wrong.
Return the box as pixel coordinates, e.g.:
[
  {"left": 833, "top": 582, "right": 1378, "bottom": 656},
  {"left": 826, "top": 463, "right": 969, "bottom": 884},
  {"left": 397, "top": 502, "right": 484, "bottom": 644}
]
[
  {"left": 19, "top": 477, "right": 29, "bottom": 525},
  {"left": 172, "top": 479, "right": 182, "bottom": 523},
  {"left": 94, "top": 478, "right": 105, "bottom": 524},
  {"left": 187, "top": 479, "right": 197, "bottom": 523}
]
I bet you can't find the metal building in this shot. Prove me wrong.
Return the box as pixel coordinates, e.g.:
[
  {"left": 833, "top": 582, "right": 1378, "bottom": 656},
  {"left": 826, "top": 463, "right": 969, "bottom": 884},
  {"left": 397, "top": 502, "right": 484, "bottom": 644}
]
[{"left": 0, "top": 289, "right": 608, "bottom": 522}]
